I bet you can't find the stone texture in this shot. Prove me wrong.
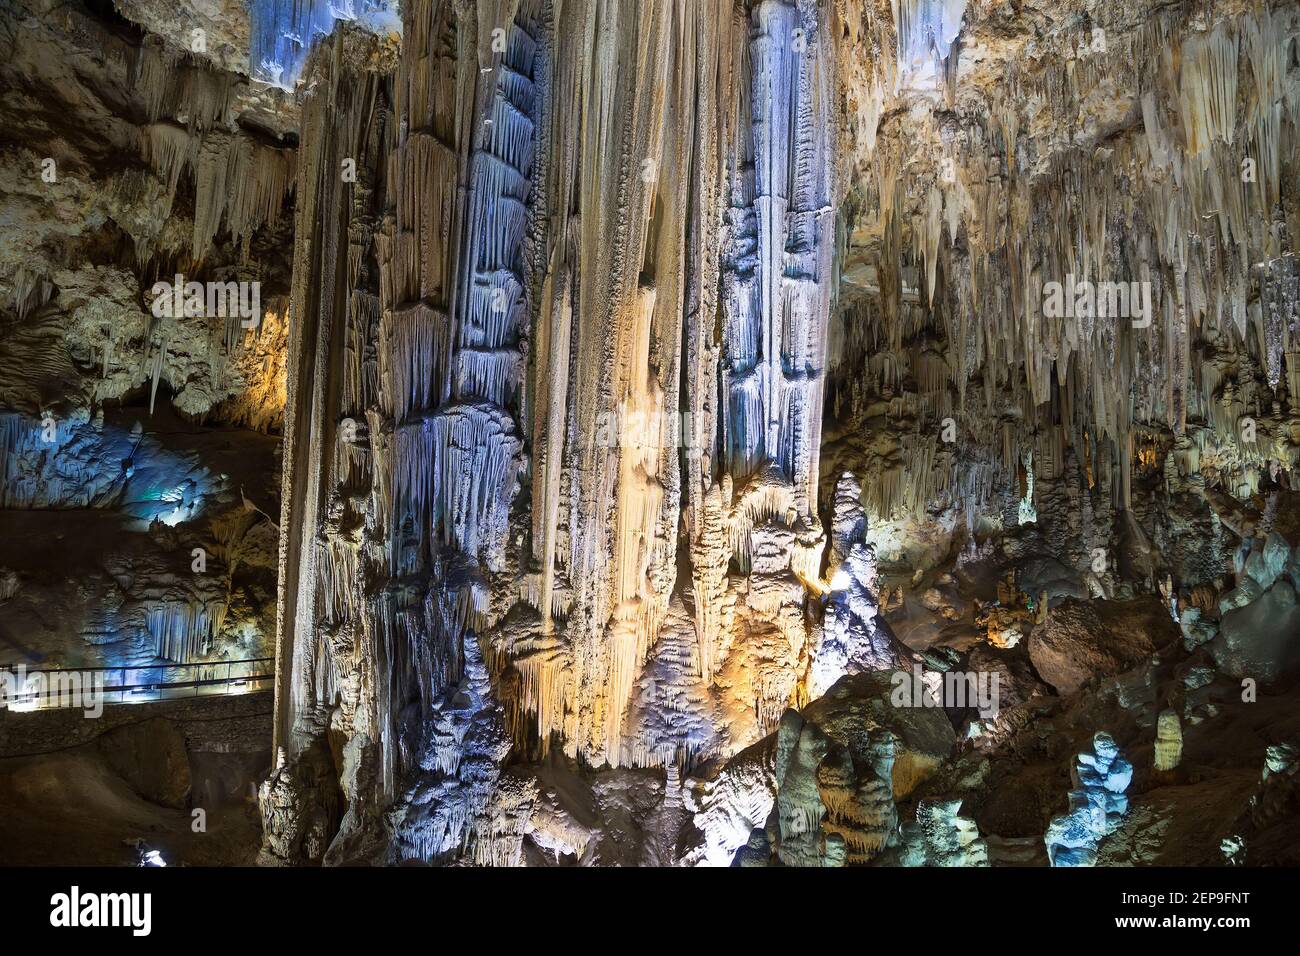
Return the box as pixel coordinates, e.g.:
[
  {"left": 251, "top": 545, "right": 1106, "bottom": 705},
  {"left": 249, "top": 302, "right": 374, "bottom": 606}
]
[
  {"left": 1212, "top": 580, "right": 1300, "bottom": 683},
  {"left": 1028, "top": 600, "right": 1166, "bottom": 695},
  {"left": 96, "top": 717, "right": 191, "bottom": 809}
]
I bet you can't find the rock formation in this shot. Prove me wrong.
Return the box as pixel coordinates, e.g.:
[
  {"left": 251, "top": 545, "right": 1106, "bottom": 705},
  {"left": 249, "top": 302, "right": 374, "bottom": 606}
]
[
  {"left": 1154, "top": 708, "right": 1183, "bottom": 771},
  {"left": 4, "top": 0, "right": 1300, "bottom": 871},
  {"left": 896, "top": 798, "right": 989, "bottom": 867},
  {"left": 1044, "top": 732, "right": 1133, "bottom": 867}
]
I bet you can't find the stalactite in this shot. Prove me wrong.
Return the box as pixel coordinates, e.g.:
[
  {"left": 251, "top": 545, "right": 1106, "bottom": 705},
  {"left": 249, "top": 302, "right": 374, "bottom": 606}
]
[
  {"left": 271, "top": 24, "right": 395, "bottom": 834},
  {"left": 228, "top": 0, "right": 1300, "bottom": 869},
  {"left": 147, "top": 599, "right": 226, "bottom": 663}
]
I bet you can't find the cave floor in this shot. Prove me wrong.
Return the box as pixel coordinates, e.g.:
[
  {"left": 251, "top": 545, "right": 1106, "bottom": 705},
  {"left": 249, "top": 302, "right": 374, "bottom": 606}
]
[{"left": 0, "top": 746, "right": 262, "bottom": 866}]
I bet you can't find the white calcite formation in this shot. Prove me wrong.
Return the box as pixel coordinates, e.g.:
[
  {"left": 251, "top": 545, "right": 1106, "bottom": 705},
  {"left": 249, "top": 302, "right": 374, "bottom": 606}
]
[
  {"left": 809, "top": 474, "right": 912, "bottom": 697},
  {"left": 896, "top": 798, "right": 989, "bottom": 867},
  {"left": 1044, "top": 732, "right": 1133, "bottom": 867},
  {"left": 1154, "top": 709, "right": 1183, "bottom": 772},
  {"left": 683, "top": 744, "right": 778, "bottom": 867}
]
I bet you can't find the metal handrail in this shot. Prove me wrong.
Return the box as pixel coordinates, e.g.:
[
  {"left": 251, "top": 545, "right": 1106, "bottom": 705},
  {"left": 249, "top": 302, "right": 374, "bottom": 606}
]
[
  {"left": 14, "top": 657, "right": 274, "bottom": 675},
  {"left": 1, "top": 658, "right": 276, "bottom": 711}
]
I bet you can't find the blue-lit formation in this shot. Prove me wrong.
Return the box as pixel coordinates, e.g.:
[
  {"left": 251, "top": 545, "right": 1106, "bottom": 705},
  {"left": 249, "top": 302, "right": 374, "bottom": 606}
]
[{"left": 248, "top": 0, "right": 401, "bottom": 88}]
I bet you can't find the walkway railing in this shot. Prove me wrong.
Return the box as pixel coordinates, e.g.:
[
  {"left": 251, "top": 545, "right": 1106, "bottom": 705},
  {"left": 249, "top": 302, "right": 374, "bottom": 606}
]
[{"left": 0, "top": 658, "right": 275, "bottom": 711}]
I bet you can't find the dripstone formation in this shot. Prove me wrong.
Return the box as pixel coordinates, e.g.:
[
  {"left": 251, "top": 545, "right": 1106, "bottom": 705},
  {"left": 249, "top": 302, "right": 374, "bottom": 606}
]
[{"left": 3, "top": 0, "right": 1300, "bottom": 868}]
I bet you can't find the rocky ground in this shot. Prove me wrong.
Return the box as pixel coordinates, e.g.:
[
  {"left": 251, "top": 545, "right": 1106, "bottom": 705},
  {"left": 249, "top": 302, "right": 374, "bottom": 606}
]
[{"left": 0, "top": 695, "right": 270, "bottom": 865}]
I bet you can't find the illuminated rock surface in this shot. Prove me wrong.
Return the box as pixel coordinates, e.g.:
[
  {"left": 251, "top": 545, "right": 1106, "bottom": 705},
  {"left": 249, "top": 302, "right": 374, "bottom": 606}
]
[
  {"left": 1044, "top": 731, "right": 1132, "bottom": 866},
  {"left": 3, "top": 0, "right": 1300, "bottom": 868}
]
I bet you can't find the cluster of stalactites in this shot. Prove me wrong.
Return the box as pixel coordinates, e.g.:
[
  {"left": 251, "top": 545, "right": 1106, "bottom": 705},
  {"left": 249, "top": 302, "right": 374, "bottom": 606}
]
[
  {"left": 362, "top": 1, "right": 541, "bottom": 834},
  {"left": 721, "top": 0, "right": 834, "bottom": 521},
  {"left": 147, "top": 599, "right": 227, "bottom": 664},
  {"left": 832, "top": 6, "right": 1300, "bottom": 531},
  {"left": 438, "top": 0, "right": 848, "bottom": 773},
  {"left": 144, "top": 123, "right": 297, "bottom": 264},
  {"left": 273, "top": 27, "right": 393, "bottom": 797},
  {"left": 386, "top": 3, "right": 536, "bottom": 584},
  {"left": 130, "top": 37, "right": 297, "bottom": 267},
  {"left": 280, "top": 0, "right": 852, "bottom": 847}
]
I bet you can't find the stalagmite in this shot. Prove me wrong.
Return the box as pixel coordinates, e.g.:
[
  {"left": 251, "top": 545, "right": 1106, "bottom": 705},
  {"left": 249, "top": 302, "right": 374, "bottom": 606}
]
[
  {"left": 896, "top": 799, "right": 990, "bottom": 867},
  {"left": 1154, "top": 708, "right": 1183, "bottom": 771},
  {"left": 1045, "top": 732, "right": 1133, "bottom": 867}
]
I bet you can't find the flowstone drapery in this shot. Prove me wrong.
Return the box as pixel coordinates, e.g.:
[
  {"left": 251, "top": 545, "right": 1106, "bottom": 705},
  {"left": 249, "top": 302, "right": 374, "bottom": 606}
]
[
  {"left": 257, "top": 0, "right": 1300, "bottom": 866},
  {"left": 9, "top": 0, "right": 1300, "bottom": 873},
  {"left": 265, "top": 0, "right": 848, "bottom": 862}
]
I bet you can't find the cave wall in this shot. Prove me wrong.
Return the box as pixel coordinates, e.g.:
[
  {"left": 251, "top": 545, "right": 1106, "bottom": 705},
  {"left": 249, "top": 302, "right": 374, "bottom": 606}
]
[
  {"left": 261, "top": 0, "right": 1300, "bottom": 866},
  {"left": 5, "top": 0, "right": 1296, "bottom": 869},
  {"left": 0, "top": 0, "right": 292, "bottom": 684}
]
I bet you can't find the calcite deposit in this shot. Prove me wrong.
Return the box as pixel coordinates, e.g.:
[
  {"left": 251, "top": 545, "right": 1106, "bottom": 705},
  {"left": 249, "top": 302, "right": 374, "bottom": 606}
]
[
  {"left": 1044, "top": 731, "right": 1133, "bottom": 866},
  {"left": 2, "top": 0, "right": 1300, "bottom": 871}
]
